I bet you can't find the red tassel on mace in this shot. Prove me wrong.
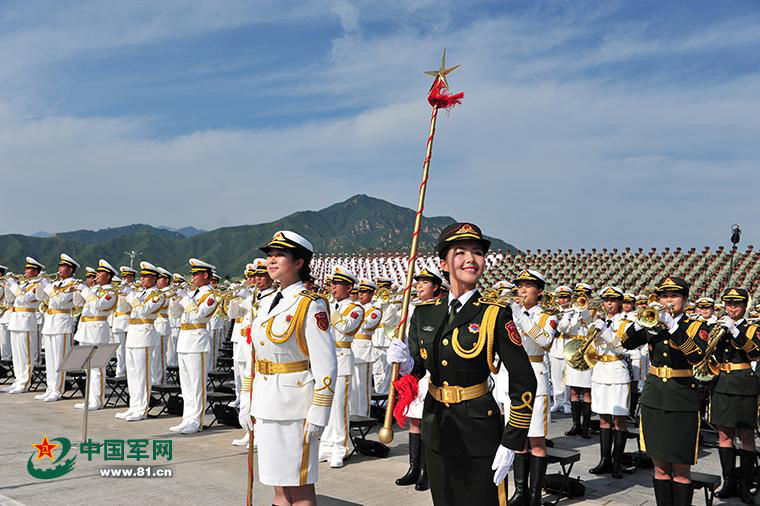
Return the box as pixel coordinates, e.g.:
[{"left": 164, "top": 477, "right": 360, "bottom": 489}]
[
  {"left": 428, "top": 79, "right": 464, "bottom": 109},
  {"left": 392, "top": 374, "right": 419, "bottom": 428}
]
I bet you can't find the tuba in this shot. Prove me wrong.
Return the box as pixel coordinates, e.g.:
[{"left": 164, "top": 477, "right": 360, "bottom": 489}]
[
  {"left": 563, "top": 325, "right": 601, "bottom": 370},
  {"left": 573, "top": 294, "right": 589, "bottom": 311},
  {"left": 693, "top": 324, "right": 727, "bottom": 381}
]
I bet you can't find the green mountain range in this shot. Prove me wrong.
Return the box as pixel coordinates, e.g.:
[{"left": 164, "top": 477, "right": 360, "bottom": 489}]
[{"left": 0, "top": 195, "right": 516, "bottom": 277}]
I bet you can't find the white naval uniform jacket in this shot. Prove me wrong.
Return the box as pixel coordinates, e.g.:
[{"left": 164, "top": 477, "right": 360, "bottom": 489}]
[
  {"left": 557, "top": 308, "right": 596, "bottom": 343},
  {"left": 372, "top": 302, "right": 399, "bottom": 349},
  {"left": 6, "top": 278, "right": 40, "bottom": 332},
  {"left": 548, "top": 307, "right": 572, "bottom": 359},
  {"left": 245, "top": 281, "right": 338, "bottom": 426},
  {"left": 229, "top": 287, "right": 252, "bottom": 344},
  {"left": 124, "top": 287, "right": 164, "bottom": 348},
  {"left": 590, "top": 312, "right": 631, "bottom": 384},
  {"left": 176, "top": 285, "right": 218, "bottom": 353},
  {"left": 39, "top": 278, "right": 83, "bottom": 335},
  {"left": 112, "top": 284, "right": 134, "bottom": 333},
  {"left": 516, "top": 304, "right": 558, "bottom": 396},
  {"left": 154, "top": 287, "right": 174, "bottom": 337},
  {"left": 353, "top": 303, "right": 381, "bottom": 365},
  {"left": 234, "top": 288, "right": 276, "bottom": 364},
  {"left": 74, "top": 284, "right": 117, "bottom": 344},
  {"left": 331, "top": 299, "right": 364, "bottom": 376}
]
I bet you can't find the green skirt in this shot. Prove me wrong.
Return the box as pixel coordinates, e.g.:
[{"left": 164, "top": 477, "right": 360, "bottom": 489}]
[
  {"left": 709, "top": 391, "right": 758, "bottom": 429},
  {"left": 640, "top": 405, "right": 700, "bottom": 465}
]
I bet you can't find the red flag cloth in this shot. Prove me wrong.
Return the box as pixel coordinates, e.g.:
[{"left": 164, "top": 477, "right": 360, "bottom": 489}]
[
  {"left": 393, "top": 373, "right": 420, "bottom": 428},
  {"left": 428, "top": 79, "right": 464, "bottom": 109},
  {"left": 246, "top": 327, "right": 252, "bottom": 345}
]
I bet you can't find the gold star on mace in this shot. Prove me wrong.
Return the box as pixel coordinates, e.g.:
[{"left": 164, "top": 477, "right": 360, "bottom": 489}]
[{"left": 425, "top": 49, "right": 461, "bottom": 88}]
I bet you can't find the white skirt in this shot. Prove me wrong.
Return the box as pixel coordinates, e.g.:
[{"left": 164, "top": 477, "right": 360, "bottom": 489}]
[
  {"left": 591, "top": 382, "right": 630, "bottom": 416},
  {"left": 407, "top": 372, "right": 430, "bottom": 420},
  {"left": 257, "top": 419, "right": 318, "bottom": 486},
  {"left": 565, "top": 365, "right": 592, "bottom": 388},
  {"left": 503, "top": 394, "right": 549, "bottom": 438}
]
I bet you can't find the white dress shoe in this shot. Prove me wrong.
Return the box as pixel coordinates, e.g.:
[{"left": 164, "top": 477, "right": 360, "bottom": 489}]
[
  {"left": 74, "top": 402, "right": 85, "bottom": 410},
  {"left": 232, "top": 432, "right": 250, "bottom": 446},
  {"left": 180, "top": 422, "right": 200, "bottom": 434},
  {"left": 330, "top": 452, "right": 344, "bottom": 468},
  {"left": 318, "top": 447, "right": 331, "bottom": 463},
  {"left": 34, "top": 392, "right": 49, "bottom": 400},
  {"left": 44, "top": 394, "right": 61, "bottom": 402},
  {"left": 8, "top": 387, "right": 25, "bottom": 394},
  {"left": 169, "top": 421, "right": 187, "bottom": 432},
  {"left": 115, "top": 410, "right": 133, "bottom": 419},
  {"left": 125, "top": 413, "right": 146, "bottom": 422}
]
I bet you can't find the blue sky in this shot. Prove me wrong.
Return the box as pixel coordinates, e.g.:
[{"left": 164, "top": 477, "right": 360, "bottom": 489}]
[{"left": 1, "top": 0, "right": 758, "bottom": 250}]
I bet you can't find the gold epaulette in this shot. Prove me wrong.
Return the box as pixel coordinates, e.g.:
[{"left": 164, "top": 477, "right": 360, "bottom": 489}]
[
  {"left": 300, "top": 289, "right": 321, "bottom": 302},
  {"left": 686, "top": 321, "right": 702, "bottom": 339}
]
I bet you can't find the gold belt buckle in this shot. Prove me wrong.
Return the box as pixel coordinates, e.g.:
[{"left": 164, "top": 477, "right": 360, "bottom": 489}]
[
  {"left": 441, "top": 386, "right": 462, "bottom": 404},
  {"left": 257, "top": 360, "right": 272, "bottom": 375}
]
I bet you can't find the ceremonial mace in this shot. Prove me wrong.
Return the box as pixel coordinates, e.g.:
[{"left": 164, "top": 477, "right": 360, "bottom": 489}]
[{"left": 378, "top": 49, "right": 463, "bottom": 444}]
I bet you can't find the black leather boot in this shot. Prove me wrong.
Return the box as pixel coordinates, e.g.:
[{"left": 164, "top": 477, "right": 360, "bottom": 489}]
[
  {"left": 581, "top": 402, "right": 592, "bottom": 439},
  {"left": 395, "top": 433, "right": 420, "bottom": 486},
  {"left": 671, "top": 481, "right": 693, "bottom": 506},
  {"left": 739, "top": 449, "right": 756, "bottom": 504},
  {"left": 653, "top": 478, "right": 673, "bottom": 506},
  {"left": 415, "top": 439, "right": 429, "bottom": 491},
  {"left": 589, "top": 428, "right": 612, "bottom": 475},
  {"left": 715, "top": 446, "right": 737, "bottom": 498},
  {"left": 509, "top": 453, "right": 530, "bottom": 506},
  {"left": 528, "top": 454, "right": 547, "bottom": 506},
  {"left": 629, "top": 385, "right": 639, "bottom": 416},
  {"left": 564, "top": 401, "right": 582, "bottom": 436},
  {"left": 611, "top": 430, "right": 627, "bottom": 478}
]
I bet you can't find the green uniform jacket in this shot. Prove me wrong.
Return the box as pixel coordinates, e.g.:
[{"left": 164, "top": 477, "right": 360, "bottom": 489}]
[
  {"left": 408, "top": 291, "right": 537, "bottom": 457},
  {"left": 712, "top": 320, "right": 760, "bottom": 395},
  {"left": 623, "top": 315, "right": 708, "bottom": 412}
]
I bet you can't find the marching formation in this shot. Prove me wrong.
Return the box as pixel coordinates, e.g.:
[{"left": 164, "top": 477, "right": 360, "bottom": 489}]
[{"left": 1, "top": 224, "right": 759, "bottom": 506}]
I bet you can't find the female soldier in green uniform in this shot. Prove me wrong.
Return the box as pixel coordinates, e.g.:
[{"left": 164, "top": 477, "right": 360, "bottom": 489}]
[
  {"left": 388, "top": 222, "right": 537, "bottom": 506},
  {"left": 622, "top": 277, "right": 709, "bottom": 506},
  {"left": 710, "top": 287, "right": 760, "bottom": 503}
]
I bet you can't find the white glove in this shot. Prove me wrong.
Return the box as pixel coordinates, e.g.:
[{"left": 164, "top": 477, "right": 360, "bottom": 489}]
[
  {"left": 387, "top": 339, "right": 414, "bottom": 375},
  {"left": 660, "top": 310, "right": 678, "bottom": 334},
  {"left": 721, "top": 316, "right": 739, "bottom": 337},
  {"left": 304, "top": 422, "right": 324, "bottom": 442},
  {"left": 509, "top": 302, "right": 522, "bottom": 317},
  {"left": 592, "top": 319, "right": 605, "bottom": 331},
  {"left": 238, "top": 393, "right": 254, "bottom": 431},
  {"left": 491, "top": 445, "right": 516, "bottom": 485}
]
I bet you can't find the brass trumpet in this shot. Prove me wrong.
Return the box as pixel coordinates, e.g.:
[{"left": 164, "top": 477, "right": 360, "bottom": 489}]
[
  {"left": 693, "top": 324, "right": 727, "bottom": 381},
  {"left": 563, "top": 325, "right": 601, "bottom": 370}
]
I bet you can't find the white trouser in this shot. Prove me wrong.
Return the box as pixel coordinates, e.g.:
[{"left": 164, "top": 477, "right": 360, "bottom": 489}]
[
  {"left": 0, "top": 323, "right": 10, "bottom": 360},
  {"left": 10, "top": 330, "right": 38, "bottom": 391},
  {"left": 207, "top": 329, "right": 221, "bottom": 373},
  {"left": 86, "top": 367, "right": 106, "bottom": 409},
  {"left": 113, "top": 331, "right": 127, "bottom": 377},
  {"left": 350, "top": 362, "right": 372, "bottom": 417},
  {"left": 125, "top": 346, "right": 152, "bottom": 416},
  {"left": 549, "top": 356, "right": 569, "bottom": 408},
  {"left": 320, "top": 374, "right": 352, "bottom": 458},
  {"left": 151, "top": 334, "right": 168, "bottom": 385},
  {"left": 372, "top": 347, "right": 390, "bottom": 395},
  {"left": 167, "top": 328, "right": 179, "bottom": 368},
  {"left": 179, "top": 351, "right": 208, "bottom": 427},
  {"left": 43, "top": 333, "right": 72, "bottom": 397}
]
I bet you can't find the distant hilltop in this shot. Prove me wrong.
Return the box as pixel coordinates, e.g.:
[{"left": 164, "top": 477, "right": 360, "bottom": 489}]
[{"left": 0, "top": 195, "right": 517, "bottom": 277}]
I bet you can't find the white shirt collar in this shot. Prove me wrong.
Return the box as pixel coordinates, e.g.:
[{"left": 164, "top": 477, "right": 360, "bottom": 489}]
[
  {"left": 448, "top": 288, "right": 477, "bottom": 310},
  {"left": 279, "top": 280, "right": 304, "bottom": 299}
]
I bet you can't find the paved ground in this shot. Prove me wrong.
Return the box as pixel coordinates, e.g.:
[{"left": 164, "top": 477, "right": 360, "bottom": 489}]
[{"left": 0, "top": 385, "right": 752, "bottom": 506}]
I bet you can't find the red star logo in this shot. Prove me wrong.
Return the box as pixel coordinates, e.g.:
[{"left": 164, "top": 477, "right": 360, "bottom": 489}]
[{"left": 32, "top": 435, "right": 59, "bottom": 461}]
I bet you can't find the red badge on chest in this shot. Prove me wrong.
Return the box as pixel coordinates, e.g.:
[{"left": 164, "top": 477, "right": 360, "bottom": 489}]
[
  {"left": 315, "top": 312, "right": 329, "bottom": 331},
  {"left": 371, "top": 313, "right": 378, "bottom": 319},
  {"left": 699, "top": 329, "right": 708, "bottom": 341},
  {"left": 350, "top": 311, "right": 359, "bottom": 319},
  {"left": 105, "top": 294, "right": 111, "bottom": 301},
  {"left": 468, "top": 323, "right": 480, "bottom": 333},
  {"left": 549, "top": 319, "right": 557, "bottom": 331},
  {"left": 207, "top": 297, "right": 215, "bottom": 307},
  {"left": 506, "top": 321, "right": 521, "bottom": 346}
]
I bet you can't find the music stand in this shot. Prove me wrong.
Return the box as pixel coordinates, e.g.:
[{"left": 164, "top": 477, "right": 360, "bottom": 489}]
[{"left": 61, "top": 343, "right": 119, "bottom": 443}]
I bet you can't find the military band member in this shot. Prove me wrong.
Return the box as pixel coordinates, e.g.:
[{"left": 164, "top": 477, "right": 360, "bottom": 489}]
[
  {"left": 84, "top": 267, "right": 97, "bottom": 287},
  {"left": 112, "top": 266, "right": 137, "bottom": 378},
  {"left": 3, "top": 257, "right": 44, "bottom": 393},
  {"left": 373, "top": 276, "right": 399, "bottom": 396},
  {"left": 388, "top": 223, "right": 537, "bottom": 506},
  {"left": 319, "top": 265, "right": 363, "bottom": 468},
  {"left": 350, "top": 280, "right": 381, "bottom": 417},
  {"left": 239, "top": 231, "right": 337, "bottom": 506},
  {"left": 622, "top": 277, "right": 709, "bottom": 506},
  {"left": 229, "top": 263, "right": 256, "bottom": 408},
  {"left": 709, "top": 288, "right": 759, "bottom": 503},
  {"left": 0, "top": 264, "right": 12, "bottom": 361},
  {"left": 231, "top": 258, "right": 275, "bottom": 447},
  {"left": 73, "top": 260, "right": 118, "bottom": 410},
  {"left": 558, "top": 282, "right": 595, "bottom": 438},
  {"left": 116, "top": 261, "right": 164, "bottom": 422},
  {"left": 36, "top": 254, "right": 84, "bottom": 402},
  {"left": 167, "top": 273, "right": 186, "bottom": 368},
  {"left": 152, "top": 267, "right": 173, "bottom": 385},
  {"left": 507, "top": 269, "right": 558, "bottom": 506},
  {"left": 208, "top": 271, "right": 225, "bottom": 373},
  {"left": 169, "top": 259, "right": 219, "bottom": 434},
  {"left": 588, "top": 286, "right": 631, "bottom": 479},
  {"left": 695, "top": 297, "right": 717, "bottom": 325},
  {"left": 395, "top": 266, "right": 443, "bottom": 492},
  {"left": 350, "top": 287, "right": 359, "bottom": 303},
  {"left": 549, "top": 285, "right": 572, "bottom": 413}
]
